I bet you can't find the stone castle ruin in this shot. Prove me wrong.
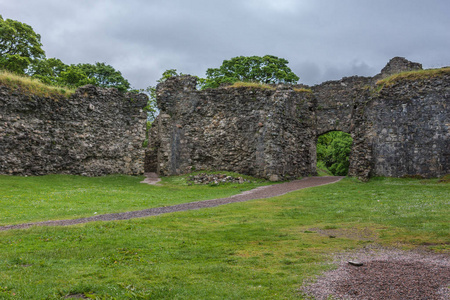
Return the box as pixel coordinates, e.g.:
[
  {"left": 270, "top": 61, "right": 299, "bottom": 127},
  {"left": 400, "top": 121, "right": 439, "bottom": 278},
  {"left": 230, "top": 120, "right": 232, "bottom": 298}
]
[
  {"left": 1, "top": 57, "right": 448, "bottom": 180},
  {"left": 146, "top": 57, "right": 449, "bottom": 181},
  {"left": 0, "top": 85, "right": 148, "bottom": 176}
]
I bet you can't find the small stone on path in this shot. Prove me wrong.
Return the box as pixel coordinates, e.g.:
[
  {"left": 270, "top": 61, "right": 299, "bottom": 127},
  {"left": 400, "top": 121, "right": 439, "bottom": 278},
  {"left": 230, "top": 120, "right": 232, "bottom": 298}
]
[{"left": 348, "top": 261, "right": 364, "bottom": 266}]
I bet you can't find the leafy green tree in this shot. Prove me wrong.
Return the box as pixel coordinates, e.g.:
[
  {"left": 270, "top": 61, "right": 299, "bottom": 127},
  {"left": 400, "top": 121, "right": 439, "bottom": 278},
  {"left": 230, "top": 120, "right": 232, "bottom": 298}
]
[
  {"left": 140, "top": 85, "right": 158, "bottom": 121},
  {"left": 29, "top": 58, "right": 95, "bottom": 88},
  {"left": 30, "top": 59, "right": 129, "bottom": 90},
  {"left": 158, "top": 69, "right": 180, "bottom": 82},
  {"left": 0, "top": 15, "right": 45, "bottom": 74},
  {"left": 59, "top": 66, "right": 96, "bottom": 87},
  {"left": 77, "top": 62, "right": 130, "bottom": 91},
  {"left": 29, "top": 57, "right": 68, "bottom": 85},
  {"left": 204, "top": 55, "right": 299, "bottom": 89},
  {"left": 0, "top": 15, "right": 132, "bottom": 91},
  {"left": 0, "top": 54, "right": 31, "bottom": 74},
  {"left": 138, "top": 69, "right": 185, "bottom": 122},
  {"left": 317, "top": 131, "right": 353, "bottom": 176}
]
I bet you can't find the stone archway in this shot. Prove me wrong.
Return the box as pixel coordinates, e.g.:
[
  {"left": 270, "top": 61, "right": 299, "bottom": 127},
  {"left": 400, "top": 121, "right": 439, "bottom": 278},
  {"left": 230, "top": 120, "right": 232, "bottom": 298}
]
[
  {"left": 146, "top": 58, "right": 449, "bottom": 181},
  {"left": 312, "top": 75, "right": 374, "bottom": 181}
]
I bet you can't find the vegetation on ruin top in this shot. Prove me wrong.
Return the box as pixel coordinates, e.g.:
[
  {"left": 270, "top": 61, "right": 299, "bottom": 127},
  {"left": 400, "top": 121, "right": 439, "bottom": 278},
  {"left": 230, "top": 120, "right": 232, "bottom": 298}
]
[
  {"left": 223, "top": 82, "right": 313, "bottom": 93},
  {"left": 203, "top": 55, "right": 300, "bottom": 89},
  {"left": 376, "top": 67, "right": 450, "bottom": 87},
  {"left": 0, "top": 70, "right": 75, "bottom": 98},
  {"left": 293, "top": 87, "right": 312, "bottom": 93},
  {"left": 225, "top": 81, "right": 275, "bottom": 90}
]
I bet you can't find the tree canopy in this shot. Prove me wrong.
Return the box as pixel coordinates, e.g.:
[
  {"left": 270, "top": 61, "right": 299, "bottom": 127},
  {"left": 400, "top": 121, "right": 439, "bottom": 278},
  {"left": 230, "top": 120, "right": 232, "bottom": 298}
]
[
  {"left": 204, "top": 55, "right": 299, "bottom": 89},
  {"left": 30, "top": 58, "right": 93, "bottom": 87},
  {"left": 29, "top": 58, "right": 130, "bottom": 90},
  {"left": 138, "top": 69, "right": 184, "bottom": 122},
  {"left": 0, "top": 15, "right": 45, "bottom": 74},
  {"left": 77, "top": 62, "right": 130, "bottom": 91},
  {"left": 0, "top": 16, "right": 131, "bottom": 91}
]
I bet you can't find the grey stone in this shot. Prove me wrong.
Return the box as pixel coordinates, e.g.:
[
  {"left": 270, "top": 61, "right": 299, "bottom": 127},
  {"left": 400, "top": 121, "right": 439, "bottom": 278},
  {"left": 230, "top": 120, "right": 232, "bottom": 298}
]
[
  {"left": 146, "top": 58, "right": 449, "bottom": 181},
  {"left": 0, "top": 85, "right": 148, "bottom": 176}
]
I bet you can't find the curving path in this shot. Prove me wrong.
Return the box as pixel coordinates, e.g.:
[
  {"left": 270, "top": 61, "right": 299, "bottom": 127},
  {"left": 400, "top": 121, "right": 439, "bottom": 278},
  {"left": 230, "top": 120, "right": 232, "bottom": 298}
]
[{"left": 0, "top": 176, "right": 344, "bottom": 231}]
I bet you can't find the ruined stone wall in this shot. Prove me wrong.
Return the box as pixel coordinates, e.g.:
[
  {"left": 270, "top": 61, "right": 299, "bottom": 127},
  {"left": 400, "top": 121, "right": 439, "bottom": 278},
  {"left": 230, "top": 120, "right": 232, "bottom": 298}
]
[
  {"left": 0, "top": 84, "right": 148, "bottom": 176},
  {"left": 147, "top": 77, "right": 316, "bottom": 180},
  {"left": 312, "top": 76, "right": 375, "bottom": 179},
  {"left": 147, "top": 58, "right": 449, "bottom": 180},
  {"left": 368, "top": 75, "right": 450, "bottom": 178},
  {"left": 311, "top": 72, "right": 449, "bottom": 179}
]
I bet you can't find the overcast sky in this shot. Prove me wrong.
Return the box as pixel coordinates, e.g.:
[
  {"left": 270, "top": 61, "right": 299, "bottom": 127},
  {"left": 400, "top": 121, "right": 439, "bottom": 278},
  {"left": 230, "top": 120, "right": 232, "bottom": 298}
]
[{"left": 2, "top": 0, "right": 450, "bottom": 89}]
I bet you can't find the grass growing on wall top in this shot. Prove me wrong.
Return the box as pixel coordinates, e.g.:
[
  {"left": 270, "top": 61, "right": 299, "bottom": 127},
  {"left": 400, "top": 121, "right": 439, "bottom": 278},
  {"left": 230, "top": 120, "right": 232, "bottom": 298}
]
[
  {"left": 293, "top": 87, "right": 312, "bottom": 93},
  {"left": 376, "top": 67, "right": 450, "bottom": 88},
  {"left": 225, "top": 82, "right": 313, "bottom": 93},
  {"left": 226, "top": 81, "right": 275, "bottom": 90},
  {"left": 0, "top": 70, "right": 76, "bottom": 98}
]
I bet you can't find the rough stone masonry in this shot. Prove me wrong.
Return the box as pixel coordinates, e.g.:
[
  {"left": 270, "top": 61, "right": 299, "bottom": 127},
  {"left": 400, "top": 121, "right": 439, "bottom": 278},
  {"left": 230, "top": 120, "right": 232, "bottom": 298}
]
[
  {"left": 0, "top": 84, "right": 148, "bottom": 176},
  {"left": 146, "top": 57, "right": 449, "bottom": 181},
  {"left": 0, "top": 57, "right": 448, "bottom": 180}
]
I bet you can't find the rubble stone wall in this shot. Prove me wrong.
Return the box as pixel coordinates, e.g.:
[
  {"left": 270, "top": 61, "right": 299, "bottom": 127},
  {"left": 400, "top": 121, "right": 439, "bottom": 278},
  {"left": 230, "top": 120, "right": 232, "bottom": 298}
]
[
  {"left": 148, "top": 58, "right": 449, "bottom": 180},
  {"left": 148, "top": 77, "right": 316, "bottom": 180},
  {"left": 3, "top": 57, "right": 445, "bottom": 180},
  {"left": 368, "top": 75, "right": 450, "bottom": 178},
  {"left": 0, "top": 84, "right": 148, "bottom": 176}
]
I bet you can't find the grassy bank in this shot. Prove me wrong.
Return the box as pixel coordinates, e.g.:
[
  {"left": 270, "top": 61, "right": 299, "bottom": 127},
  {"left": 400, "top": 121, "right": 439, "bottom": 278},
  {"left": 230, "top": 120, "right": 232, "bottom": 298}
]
[{"left": 0, "top": 176, "right": 448, "bottom": 299}]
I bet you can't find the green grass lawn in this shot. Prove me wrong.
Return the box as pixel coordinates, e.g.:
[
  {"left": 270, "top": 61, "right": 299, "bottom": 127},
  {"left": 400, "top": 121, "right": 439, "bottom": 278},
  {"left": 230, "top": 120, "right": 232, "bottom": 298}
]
[
  {"left": 0, "top": 175, "right": 448, "bottom": 299},
  {"left": 0, "top": 173, "right": 270, "bottom": 225}
]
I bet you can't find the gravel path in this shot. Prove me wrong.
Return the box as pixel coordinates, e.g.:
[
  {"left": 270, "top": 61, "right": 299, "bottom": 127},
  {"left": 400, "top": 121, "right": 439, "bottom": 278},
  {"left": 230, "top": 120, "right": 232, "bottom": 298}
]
[
  {"left": 300, "top": 246, "right": 450, "bottom": 300},
  {"left": 0, "top": 176, "right": 343, "bottom": 231}
]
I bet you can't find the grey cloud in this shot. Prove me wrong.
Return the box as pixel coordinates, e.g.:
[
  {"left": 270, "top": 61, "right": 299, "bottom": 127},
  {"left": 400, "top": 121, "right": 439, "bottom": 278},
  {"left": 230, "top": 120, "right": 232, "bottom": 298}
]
[{"left": 2, "top": 0, "right": 450, "bottom": 89}]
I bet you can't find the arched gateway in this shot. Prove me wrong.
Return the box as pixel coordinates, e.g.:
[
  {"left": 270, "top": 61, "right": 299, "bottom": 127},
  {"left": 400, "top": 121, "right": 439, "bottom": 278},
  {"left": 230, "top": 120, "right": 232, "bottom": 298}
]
[{"left": 146, "top": 58, "right": 449, "bottom": 181}]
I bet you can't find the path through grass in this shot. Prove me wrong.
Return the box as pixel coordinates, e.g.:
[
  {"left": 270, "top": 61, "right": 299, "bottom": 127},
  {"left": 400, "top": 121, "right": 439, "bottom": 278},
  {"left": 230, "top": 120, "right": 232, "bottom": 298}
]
[
  {"left": 0, "top": 176, "right": 448, "bottom": 299},
  {"left": 0, "top": 173, "right": 270, "bottom": 225}
]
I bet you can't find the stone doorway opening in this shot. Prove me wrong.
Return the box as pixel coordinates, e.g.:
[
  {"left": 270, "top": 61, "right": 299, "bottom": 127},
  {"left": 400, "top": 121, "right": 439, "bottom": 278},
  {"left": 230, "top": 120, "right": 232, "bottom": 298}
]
[{"left": 316, "top": 131, "right": 353, "bottom": 176}]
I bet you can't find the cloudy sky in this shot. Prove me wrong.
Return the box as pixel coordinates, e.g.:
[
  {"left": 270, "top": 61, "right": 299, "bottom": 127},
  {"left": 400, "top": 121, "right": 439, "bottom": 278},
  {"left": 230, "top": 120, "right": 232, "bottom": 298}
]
[{"left": 2, "top": 0, "right": 450, "bottom": 89}]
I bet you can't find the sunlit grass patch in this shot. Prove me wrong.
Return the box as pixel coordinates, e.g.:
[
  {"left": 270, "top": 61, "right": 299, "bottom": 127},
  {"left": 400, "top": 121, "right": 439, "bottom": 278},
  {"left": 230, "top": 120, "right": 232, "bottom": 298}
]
[
  {"left": 0, "top": 70, "right": 75, "bottom": 98},
  {"left": 376, "top": 67, "right": 450, "bottom": 88},
  {"left": 226, "top": 81, "right": 275, "bottom": 90},
  {"left": 225, "top": 81, "right": 313, "bottom": 93},
  {"left": 293, "top": 87, "right": 312, "bottom": 93}
]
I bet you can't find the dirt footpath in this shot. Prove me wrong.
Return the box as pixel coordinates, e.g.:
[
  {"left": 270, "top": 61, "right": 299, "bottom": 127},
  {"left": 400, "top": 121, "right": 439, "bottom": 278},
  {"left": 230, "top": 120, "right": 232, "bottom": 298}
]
[{"left": 0, "top": 176, "right": 343, "bottom": 231}]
